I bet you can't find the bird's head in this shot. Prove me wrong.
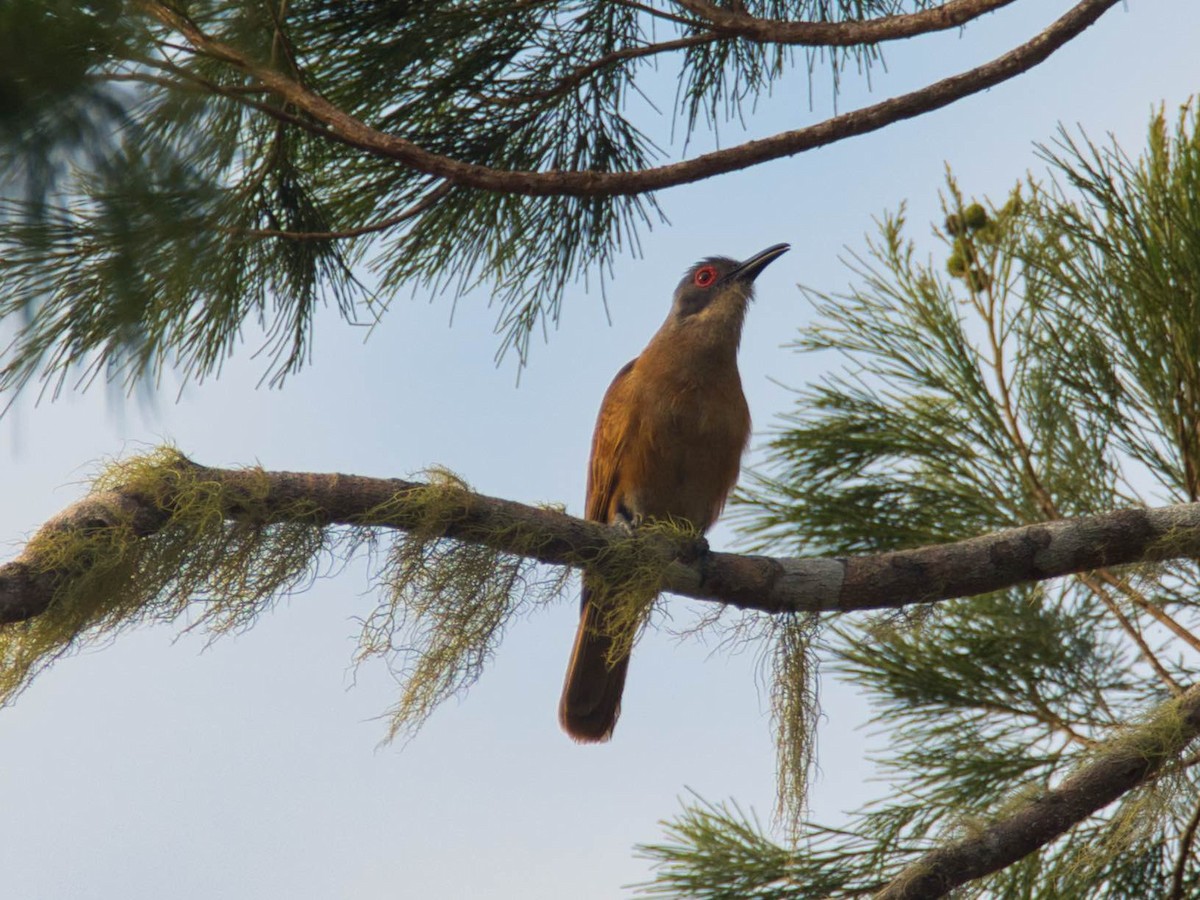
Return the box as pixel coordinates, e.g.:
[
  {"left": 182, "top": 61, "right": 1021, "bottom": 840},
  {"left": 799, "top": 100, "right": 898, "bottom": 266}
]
[{"left": 669, "top": 243, "right": 790, "bottom": 328}]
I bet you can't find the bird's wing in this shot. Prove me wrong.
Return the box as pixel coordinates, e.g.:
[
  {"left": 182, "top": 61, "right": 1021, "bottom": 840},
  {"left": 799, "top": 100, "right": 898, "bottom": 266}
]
[
  {"left": 564, "top": 357, "right": 642, "bottom": 735},
  {"left": 586, "top": 358, "right": 638, "bottom": 525}
]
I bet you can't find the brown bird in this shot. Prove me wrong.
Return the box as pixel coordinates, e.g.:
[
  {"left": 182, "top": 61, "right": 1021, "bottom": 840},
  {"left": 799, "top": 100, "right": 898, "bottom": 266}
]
[{"left": 559, "top": 243, "right": 790, "bottom": 742}]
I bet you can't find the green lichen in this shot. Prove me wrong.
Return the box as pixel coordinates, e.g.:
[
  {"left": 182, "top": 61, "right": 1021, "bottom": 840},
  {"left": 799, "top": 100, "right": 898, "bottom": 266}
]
[
  {"left": 770, "top": 612, "right": 821, "bottom": 836},
  {"left": 1, "top": 451, "right": 581, "bottom": 745},
  {"left": 1, "top": 448, "right": 743, "bottom": 752},
  {"left": 590, "top": 517, "right": 700, "bottom": 667},
  {"left": 353, "top": 468, "right": 571, "bottom": 743},
  {"left": 2, "top": 447, "right": 329, "bottom": 706}
]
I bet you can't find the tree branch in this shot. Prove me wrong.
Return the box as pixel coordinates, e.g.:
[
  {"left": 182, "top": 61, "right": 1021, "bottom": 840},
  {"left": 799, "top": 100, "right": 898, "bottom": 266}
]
[
  {"left": 138, "top": 0, "right": 1119, "bottom": 197},
  {"left": 1079, "top": 572, "right": 1184, "bottom": 695},
  {"left": 669, "top": 0, "right": 1018, "bottom": 46},
  {"left": 876, "top": 683, "right": 1200, "bottom": 900},
  {"left": 612, "top": 0, "right": 705, "bottom": 29},
  {"left": 1169, "top": 792, "right": 1200, "bottom": 900},
  {"left": 476, "top": 33, "right": 720, "bottom": 107},
  {"left": 7, "top": 455, "right": 1200, "bottom": 626}
]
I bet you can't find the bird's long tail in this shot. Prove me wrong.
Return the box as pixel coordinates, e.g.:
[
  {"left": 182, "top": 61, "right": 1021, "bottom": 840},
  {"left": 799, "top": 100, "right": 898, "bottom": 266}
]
[{"left": 559, "top": 579, "right": 632, "bottom": 743}]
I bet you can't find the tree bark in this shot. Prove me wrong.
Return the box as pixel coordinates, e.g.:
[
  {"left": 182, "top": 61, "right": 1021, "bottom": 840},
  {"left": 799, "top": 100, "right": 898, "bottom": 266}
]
[{"left": 5, "top": 457, "right": 1200, "bottom": 626}]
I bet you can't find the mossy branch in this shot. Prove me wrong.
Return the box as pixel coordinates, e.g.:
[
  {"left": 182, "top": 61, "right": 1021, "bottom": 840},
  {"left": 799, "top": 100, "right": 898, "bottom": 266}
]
[
  {"left": 876, "top": 684, "right": 1200, "bottom": 900},
  {"left": 9, "top": 450, "right": 1200, "bottom": 629},
  {"left": 9, "top": 450, "right": 1200, "bottom": 897},
  {"left": 0, "top": 449, "right": 702, "bottom": 627}
]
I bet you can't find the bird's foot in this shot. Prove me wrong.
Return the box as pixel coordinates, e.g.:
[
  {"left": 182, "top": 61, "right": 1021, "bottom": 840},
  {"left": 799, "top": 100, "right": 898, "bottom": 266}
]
[
  {"left": 614, "top": 502, "right": 642, "bottom": 533},
  {"left": 678, "top": 534, "right": 710, "bottom": 564}
]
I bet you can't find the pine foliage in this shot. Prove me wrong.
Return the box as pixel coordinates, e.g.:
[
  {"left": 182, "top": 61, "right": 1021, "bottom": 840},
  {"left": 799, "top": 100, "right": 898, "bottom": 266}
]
[
  {"left": 636, "top": 106, "right": 1200, "bottom": 897},
  {"left": 0, "top": 0, "right": 921, "bottom": 393}
]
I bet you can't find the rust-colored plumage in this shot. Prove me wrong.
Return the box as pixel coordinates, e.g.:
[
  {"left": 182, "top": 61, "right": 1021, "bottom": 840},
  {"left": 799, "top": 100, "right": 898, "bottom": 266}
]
[{"left": 559, "top": 244, "right": 790, "bottom": 742}]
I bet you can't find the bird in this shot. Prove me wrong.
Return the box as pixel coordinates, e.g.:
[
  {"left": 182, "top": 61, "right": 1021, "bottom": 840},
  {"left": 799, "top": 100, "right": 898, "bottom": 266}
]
[{"left": 559, "top": 243, "right": 790, "bottom": 742}]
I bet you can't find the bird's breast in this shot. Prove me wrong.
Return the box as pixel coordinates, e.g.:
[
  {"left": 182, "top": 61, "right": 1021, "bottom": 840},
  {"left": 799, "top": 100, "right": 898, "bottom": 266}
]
[{"left": 623, "top": 370, "right": 750, "bottom": 531}]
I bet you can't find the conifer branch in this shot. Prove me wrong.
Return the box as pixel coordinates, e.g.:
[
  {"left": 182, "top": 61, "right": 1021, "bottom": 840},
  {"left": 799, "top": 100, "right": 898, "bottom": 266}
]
[
  {"left": 232, "top": 182, "right": 452, "bottom": 241},
  {"left": 973, "top": 277, "right": 1193, "bottom": 689},
  {"left": 1169, "top": 793, "right": 1200, "bottom": 900},
  {"left": 876, "top": 683, "right": 1200, "bottom": 900},
  {"left": 611, "top": 0, "right": 704, "bottom": 29},
  {"left": 1079, "top": 572, "right": 1184, "bottom": 695},
  {"left": 138, "top": 0, "right": 1118, "bottom": 197},
  {"left": 1099, "top": 569, "right": 1200, "bottom": 656},
  {"left": 7, "top": 454, "right": 1200, "bottom": 627},
  {"left": 475, "top": 34, "right": 721, "bottom": 107},
  {"left": 669, "top": 0, "right": 1019, "bottom": 45}
]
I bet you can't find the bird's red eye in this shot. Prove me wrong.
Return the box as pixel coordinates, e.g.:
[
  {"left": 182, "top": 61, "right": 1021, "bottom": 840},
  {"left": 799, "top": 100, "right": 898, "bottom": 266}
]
[{"left": 694, "top": 265, "right": 717, "bottom": 287}]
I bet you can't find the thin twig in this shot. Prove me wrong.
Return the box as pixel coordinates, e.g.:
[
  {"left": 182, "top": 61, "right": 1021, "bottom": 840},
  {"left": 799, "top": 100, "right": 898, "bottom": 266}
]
[
  {"left": 477, "top": 33, "right": 720, "bottom": 107},
  {"left": 611, "top": 0, "right": 704, "bottom": 28},
  {"left": 970, "top": 233, "right": 1184, "bottom": 693},
  {"left": 976, "top": 698, "right": 1097, "bottom": 748},
  {"left": 1169, "top": 793, "right": 1200, "bottom": 900},
  {"left": 1098, "top": 569, "right": 1200, "bottom": 656},
  {"left": 1079, "top": 573, "right": 1184, "bottom": 695},
  {"left": 232, "top": 183, "right": 452, "bottom": 241}
]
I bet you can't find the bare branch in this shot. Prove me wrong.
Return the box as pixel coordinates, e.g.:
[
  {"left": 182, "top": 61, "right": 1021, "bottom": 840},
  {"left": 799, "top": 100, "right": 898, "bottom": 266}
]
[
  {"left": 876, "top": 683, "right": 1200, "bottom": 900},
  {"left": 137, "top": 0, "right": 1120, "bottom": 198},
  {"left": 7, "top": 456, "right": 1200, "bottom": 626}
]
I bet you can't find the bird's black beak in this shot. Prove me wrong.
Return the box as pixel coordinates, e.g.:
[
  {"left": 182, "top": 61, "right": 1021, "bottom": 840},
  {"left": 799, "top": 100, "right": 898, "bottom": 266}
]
[{"left": 727, "top": 243, "right": 790, "bottom": 283}]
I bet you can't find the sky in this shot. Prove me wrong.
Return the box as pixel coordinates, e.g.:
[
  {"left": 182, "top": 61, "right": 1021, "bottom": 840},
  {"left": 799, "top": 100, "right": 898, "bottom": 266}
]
[{"left": 1, "top": 3, "right": 1199, "bottom": 898}]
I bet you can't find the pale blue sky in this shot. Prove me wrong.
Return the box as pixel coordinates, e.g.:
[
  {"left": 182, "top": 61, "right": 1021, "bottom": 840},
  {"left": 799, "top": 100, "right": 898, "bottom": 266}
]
[{"left": 2, "top": 3, "right": 1199, "bottom": 897}]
